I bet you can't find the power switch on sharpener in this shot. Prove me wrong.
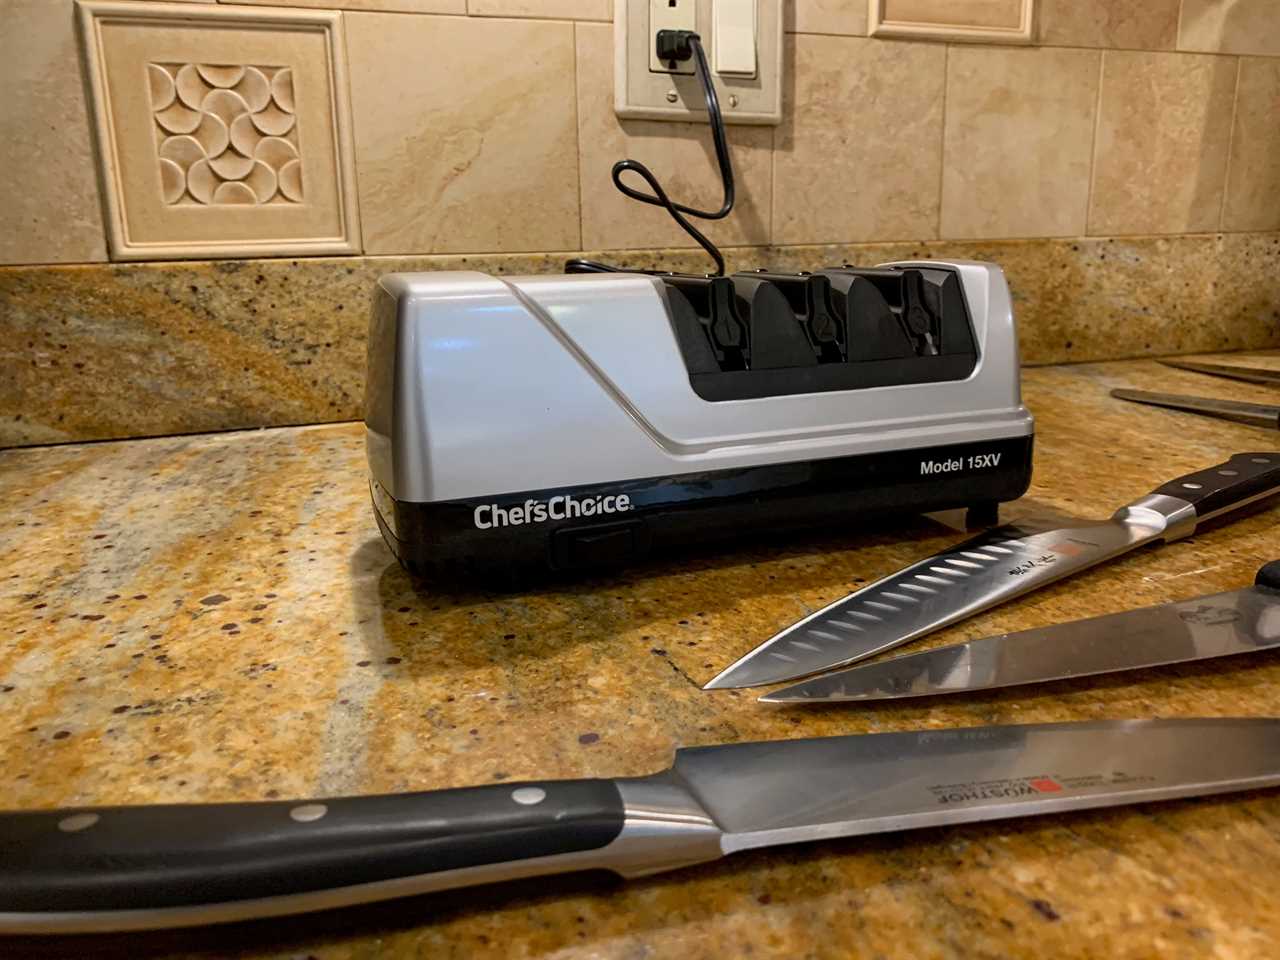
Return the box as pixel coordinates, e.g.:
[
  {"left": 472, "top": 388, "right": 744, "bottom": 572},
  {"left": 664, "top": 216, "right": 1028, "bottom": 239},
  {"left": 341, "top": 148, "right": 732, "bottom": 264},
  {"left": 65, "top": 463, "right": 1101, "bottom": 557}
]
[{"left": 552, "top": 520, "right": 650, "bottom": 570}]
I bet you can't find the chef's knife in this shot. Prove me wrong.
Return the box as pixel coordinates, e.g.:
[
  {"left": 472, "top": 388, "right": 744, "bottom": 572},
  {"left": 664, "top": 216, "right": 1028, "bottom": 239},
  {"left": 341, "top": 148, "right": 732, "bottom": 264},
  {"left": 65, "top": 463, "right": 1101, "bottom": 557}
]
[
  {"left": 4, "top": 717, "right": 1280, "bottom": 934},
  {"left": 762, "top": 561, "right": 1280, "bottom": 703},
  {"left": 705, "top": 452, "right": 1280, "bottom": 690},
  {"left": 1161, "top": 358, "right": 1280, "bottom": 385},
  {"left": 1111, "top": 389, "right": 1279, "bottom": 430}
]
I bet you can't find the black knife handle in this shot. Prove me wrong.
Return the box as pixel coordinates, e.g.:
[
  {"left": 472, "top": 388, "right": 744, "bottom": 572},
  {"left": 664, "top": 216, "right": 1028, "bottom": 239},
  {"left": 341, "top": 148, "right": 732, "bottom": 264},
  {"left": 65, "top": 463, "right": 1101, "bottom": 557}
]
[
  {"left": 1151, "top": 452, "right": 1280, "bottom": 524},
  {"left": 0, "top": 779, "right": 624, "bottom": 914},
  {"left": 1258, "top": 560, "right": 1280, "bottom": 591}
]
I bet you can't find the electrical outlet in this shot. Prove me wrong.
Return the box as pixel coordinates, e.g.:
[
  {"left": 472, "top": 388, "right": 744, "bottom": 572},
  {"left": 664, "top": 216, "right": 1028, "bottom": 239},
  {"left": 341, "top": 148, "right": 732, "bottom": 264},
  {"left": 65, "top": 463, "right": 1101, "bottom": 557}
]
[
  {"left": 649, "top": 0, "right": 696, "bottom": 74},
  {"left": 614, "top": 0, "right": 783, "bottom": 125}
]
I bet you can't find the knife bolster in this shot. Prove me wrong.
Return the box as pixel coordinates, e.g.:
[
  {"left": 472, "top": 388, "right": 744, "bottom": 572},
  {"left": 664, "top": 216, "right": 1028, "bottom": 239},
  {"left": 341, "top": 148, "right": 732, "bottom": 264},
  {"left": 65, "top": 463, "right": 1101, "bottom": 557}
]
[
  {"left": 1113, "top": 493, "right": 1198, "bottom": 542},
  {"left": 609, "top": 774, "right": 724, "bottom": 878}
]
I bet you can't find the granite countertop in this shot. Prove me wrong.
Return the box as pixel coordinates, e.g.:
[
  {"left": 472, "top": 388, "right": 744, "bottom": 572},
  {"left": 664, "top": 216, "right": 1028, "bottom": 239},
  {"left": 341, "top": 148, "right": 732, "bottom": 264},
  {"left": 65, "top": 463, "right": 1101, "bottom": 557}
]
[{"left": 3, "top": 353, "right": 1280, "bottom": 959}]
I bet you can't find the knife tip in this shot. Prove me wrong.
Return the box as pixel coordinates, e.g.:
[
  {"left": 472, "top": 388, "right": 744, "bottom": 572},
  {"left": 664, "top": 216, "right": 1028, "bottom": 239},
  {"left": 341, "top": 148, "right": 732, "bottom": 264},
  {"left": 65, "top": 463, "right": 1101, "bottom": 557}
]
[{"left": 702, "top": 670, "right": 748, "bottom": 690}]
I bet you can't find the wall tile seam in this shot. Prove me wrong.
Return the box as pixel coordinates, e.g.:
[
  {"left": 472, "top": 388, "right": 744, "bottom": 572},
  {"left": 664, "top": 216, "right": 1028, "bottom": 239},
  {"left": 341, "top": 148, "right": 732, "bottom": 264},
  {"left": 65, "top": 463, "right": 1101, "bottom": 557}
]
[
  {"left": 1217, "top": 56, "right": 1244, "bottom": 233},
  {"left": 6, "top": 229, "right": 1279, "bottom": 272},
  {"left": 182, "top": 3, "right": 1280, "bottom": 56},
  {"left": 86, "top": 223, "right": 1279, "bottom": 265},
  {"left": 1083, "top": 46, "right": 1108, "bottom": 237},
  {"left": 571, "top": 20, "right": 585, "bottom": 252},
  {"left": 933, "top": 43, "right": 950, "bottom": 241}
]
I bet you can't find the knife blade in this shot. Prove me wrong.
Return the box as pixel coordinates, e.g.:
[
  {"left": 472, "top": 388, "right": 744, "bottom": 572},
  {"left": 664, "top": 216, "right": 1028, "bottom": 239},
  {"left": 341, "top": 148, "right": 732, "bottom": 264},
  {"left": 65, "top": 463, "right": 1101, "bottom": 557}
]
[
  {"left": 705, "top": 452, "right": 1280, "bottom": 690},
  {"left": 1161, "top": 358, "right": 1280, "bottom": 385},
  {"left": 4, "top": 717, "right": 1280, "bottom": 934},
  {"left": 1111, "top": 388, "right": 1280, "bottom": 430},
  {"left": 761, "top": 560, "right": 1280, "bottom": 703}
]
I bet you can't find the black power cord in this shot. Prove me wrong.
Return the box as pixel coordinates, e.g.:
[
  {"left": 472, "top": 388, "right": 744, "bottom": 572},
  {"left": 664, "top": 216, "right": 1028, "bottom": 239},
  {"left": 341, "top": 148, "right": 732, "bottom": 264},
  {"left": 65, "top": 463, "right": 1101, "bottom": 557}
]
[{"left": 566, "top": 29, "right": 736, "bottom": 277}]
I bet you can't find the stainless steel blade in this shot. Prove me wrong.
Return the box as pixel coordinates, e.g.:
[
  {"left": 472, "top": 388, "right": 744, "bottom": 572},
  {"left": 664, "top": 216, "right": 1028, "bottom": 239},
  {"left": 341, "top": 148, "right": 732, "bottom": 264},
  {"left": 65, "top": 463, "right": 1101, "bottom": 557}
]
[
  {"left": 1110, "top": 389, "right": 1280, "bottom": 430},
  {"left": 705, "top": 499, "right": 1194, "bottom": 689},
  {"left": 1161, "top": 358, "right": 1280, "bottom": 385},
  {"left": 761, "top": 585, "right": 1280, "bottom": 702},
  {"left": 670, "top": 718, "right": 1280, "bottom": 853}
]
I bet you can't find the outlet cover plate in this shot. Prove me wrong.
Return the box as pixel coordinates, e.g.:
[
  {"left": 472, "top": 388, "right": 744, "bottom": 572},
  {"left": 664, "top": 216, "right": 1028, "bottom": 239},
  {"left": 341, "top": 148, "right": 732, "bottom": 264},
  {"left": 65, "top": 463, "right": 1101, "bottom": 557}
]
[{"left": 614, "top": 0, "right": 782, "bottom": 125}]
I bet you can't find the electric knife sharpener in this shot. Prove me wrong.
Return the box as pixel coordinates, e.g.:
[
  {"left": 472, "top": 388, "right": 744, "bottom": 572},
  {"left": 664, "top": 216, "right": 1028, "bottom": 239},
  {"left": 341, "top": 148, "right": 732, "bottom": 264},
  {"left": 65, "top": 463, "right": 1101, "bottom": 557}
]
[{"left": 365, "top": 262, "right": 1034, "bottom": 577}]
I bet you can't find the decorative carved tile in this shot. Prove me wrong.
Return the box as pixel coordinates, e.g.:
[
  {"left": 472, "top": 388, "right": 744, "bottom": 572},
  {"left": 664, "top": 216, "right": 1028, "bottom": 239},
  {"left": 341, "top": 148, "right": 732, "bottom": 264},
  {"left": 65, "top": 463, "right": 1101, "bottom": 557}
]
[
  {"left": 147, "top": 63, "right": 304, "bottom": 206},
  {"left": 77, "top": 1, "right": 360, "bottom": 260},
  {"left": 869, "top": 0, "right": 1035, "bottom": 43}
]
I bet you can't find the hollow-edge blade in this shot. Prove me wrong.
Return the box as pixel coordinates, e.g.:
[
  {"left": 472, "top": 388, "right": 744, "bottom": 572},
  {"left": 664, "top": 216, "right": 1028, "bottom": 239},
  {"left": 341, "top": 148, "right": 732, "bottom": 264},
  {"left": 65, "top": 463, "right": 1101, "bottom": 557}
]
[
  {"left": 1161, "top": 358, "right": 1280, "bottom": 385},
  {"left": 1110, "top": 388, "right": 1280, "bottom": 430},
  {"left": 761, "top": 584, "right": 1280, "bottom": 702},
  {"left": 671, "top": 718, "right": 1280, "bottom": 853},
  {"left": 705, "top": 517, "right": 1168, "bottom": 690}
]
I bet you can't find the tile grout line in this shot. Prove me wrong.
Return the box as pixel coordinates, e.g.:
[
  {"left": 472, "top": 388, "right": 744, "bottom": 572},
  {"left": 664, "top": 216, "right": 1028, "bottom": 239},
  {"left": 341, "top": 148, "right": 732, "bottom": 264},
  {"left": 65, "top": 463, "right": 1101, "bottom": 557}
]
[
  {"left": 766, "top": 115, "right": 776, "bottom": 250},
  {"left": 571, "top": 20, "right": 585, "bottom": 253},
  {"left": 1217, "top": 56, "right": 1243, "bottom": 233},
  {"left": 1083, "top": 49, "right": 1108, "bottom": 237},
  {"left": 336, "top": 10, "right": 371, "bottom": 257},
  {"left": 767, "top": 33, "right": 780, "bottom": 252},
  {"left": 934, "top": 43, "right": 950, "bottom": 241},
  {"left": 6, "top": 231, "right": 1280, "bottom": 272}
]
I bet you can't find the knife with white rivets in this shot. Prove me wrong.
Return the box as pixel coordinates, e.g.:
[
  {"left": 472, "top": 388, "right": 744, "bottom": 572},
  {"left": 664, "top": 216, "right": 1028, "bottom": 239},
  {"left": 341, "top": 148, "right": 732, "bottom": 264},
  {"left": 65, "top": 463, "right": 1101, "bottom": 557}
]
[
  {"left": 4, "top": 717, "right": 1280, "bottom": 934},
  {"left": 705, "top": 452, "right": 1280, "bottom": 691}
]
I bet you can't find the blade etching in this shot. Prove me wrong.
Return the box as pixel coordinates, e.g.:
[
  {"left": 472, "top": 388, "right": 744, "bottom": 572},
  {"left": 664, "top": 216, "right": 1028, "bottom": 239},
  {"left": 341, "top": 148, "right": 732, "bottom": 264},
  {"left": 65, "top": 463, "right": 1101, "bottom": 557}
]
[{"left": 669, "top": 718, "right": 1280, "bottom": 853}]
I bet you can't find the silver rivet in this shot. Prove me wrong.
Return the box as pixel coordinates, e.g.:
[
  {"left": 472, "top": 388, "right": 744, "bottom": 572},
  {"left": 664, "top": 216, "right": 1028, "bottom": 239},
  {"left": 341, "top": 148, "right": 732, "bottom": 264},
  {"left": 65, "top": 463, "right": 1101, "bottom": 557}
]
[
  {"left": 666, "top": 90, "right": 678, "bottom": 103},
  {"left": 1252, "top": 457, "right": 1272, "bottom": 463},
  {"left": 729, "top": 94, "right": 739, "bottom": 108},
  {"left": 1182, "top": 482, "right": 1203, "bottom": 490},
  {"left": 511, "top": 787, "right": 546, "bottom": 806},
  {"left": 1219, "top": 469, "right": 1238, "bottom": 476},
  {"left": 290, "top": 803, "right": 327, "bottom": 823},
  {"left": 58, "top": 812, "right": 99, "bottom": 833}
]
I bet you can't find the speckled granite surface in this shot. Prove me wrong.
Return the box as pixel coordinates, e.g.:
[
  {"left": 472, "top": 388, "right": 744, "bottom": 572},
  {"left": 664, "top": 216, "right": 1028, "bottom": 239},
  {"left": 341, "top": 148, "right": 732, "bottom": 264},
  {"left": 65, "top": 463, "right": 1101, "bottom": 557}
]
[
  {"left": 3, "top": 355, "right": 1280, "bottom": 958},
  {"left": 3, "top": 233, "right": 1278, "bottom": 447}
]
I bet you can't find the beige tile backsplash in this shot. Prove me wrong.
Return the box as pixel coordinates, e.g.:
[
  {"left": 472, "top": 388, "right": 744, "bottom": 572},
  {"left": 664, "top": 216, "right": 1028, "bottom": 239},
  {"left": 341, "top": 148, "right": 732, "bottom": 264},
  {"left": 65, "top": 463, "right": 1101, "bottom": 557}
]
[
  {"left": 468, "top": 0, "right": 610, "bottom": 20},
  {"left": 346, "top": 12, "right": 581, "bottom": 253},
  {"left": 774, "top": 34, "right": 946, "bottom": 244},
  {"left": 1224, "top": 58, "right": 1280, "bottom": 232},
  {"left": 1179, "top": 0, "right": 1280, "bottom": 56},
  {"left": 1, "top": 0, "right": 1278, "bottom": 266},
  {"left": 787, "top": 0, "right": 867, "bottom": 36},
  {"left": 0, "top": 0, "right": 108, "bottom": 265},
  {"left": 941, "top": 45, "right": 1099, "bottom": 239},
  {"left": 1038, "top": 0, "right": 1181, "bottom": 51},
  {"left": 236, "top": 0, "right": 466, "bottom": 12},
  {"left": 1090, "top": 50, "right": 1237, "bottom": 236}
]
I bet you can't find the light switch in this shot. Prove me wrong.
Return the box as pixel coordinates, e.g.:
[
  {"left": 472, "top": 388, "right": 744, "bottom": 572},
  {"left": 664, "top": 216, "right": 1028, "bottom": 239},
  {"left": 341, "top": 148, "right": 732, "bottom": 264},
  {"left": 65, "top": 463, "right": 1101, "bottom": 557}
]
[
  {"left": 713, "top": 0, "right": 756, "bottom": 77},
  {"left": 614, "top": 0, "right": 783, "bottom": 125}
]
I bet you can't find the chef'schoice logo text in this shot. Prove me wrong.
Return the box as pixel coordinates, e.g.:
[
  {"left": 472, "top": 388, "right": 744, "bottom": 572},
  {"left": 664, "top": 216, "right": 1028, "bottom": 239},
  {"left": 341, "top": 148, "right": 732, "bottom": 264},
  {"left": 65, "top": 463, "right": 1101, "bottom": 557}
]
[{"left": 473, "top": 494, "right": 633, "bottom": 530}]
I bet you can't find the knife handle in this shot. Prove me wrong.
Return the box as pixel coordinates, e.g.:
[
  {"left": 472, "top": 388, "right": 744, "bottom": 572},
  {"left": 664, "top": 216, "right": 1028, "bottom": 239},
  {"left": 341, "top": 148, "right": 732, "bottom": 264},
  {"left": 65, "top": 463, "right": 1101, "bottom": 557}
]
[
  {"left": 1151, "top": 452, "right": 1280, "bottom": 526},
  {"left": 1258, "top": 560, "right": 1280, "bottom": 590},
  {"left": 0, "top": 779, "right": 624, "bottom": 924}
]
